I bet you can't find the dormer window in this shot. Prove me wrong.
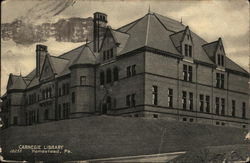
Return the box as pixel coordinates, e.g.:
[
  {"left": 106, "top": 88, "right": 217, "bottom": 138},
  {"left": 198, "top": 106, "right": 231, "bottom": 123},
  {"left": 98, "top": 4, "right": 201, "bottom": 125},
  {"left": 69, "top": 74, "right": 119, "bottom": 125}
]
[
  {"left": 217, "top": 54, "right": 224, "bottom": 66},
  {"left": 103, "top": 48, "right": 114, "bottom": 61},
  {"left": 184, "top": 44, "right": 192, "bottom": 57}
]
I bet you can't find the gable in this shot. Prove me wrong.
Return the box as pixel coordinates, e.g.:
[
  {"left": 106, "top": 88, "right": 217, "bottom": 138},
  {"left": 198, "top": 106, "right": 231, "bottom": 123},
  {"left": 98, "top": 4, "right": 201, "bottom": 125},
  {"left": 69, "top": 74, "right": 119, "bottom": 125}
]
[
  {"left": 214, "top": 38, "right": 225, "bottom": 57},
  {"left": 40, "top": 55, "right": 55, "bottom": 82},
  {"left": 100, "top": 28, "right": 117, "bottom": 51}
]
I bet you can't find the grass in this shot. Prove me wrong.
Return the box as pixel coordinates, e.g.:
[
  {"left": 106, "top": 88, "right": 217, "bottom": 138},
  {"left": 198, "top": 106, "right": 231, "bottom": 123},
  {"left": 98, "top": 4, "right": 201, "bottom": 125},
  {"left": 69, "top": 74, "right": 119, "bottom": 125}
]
[{"left": 0, "top": 116, "right": 248, "bottom": 162}]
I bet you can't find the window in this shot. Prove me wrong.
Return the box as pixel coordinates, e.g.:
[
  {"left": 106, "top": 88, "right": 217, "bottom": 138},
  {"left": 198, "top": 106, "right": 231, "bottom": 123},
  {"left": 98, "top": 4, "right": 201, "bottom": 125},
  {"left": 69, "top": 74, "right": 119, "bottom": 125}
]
[
  {"left": 184, "top": 44, "right": 188, "bottom": 56},
  {"left": 113, "top": 67, "right": 119, "bottom": 81},
  {"left": 182, "top": 91, "right": 187, "bottom": 110},
  {"left": 72, "top": 92, "right": 75, "bottom": 104},
  {"left": 80, "top": 76, "right": 86, "bottom": 85},
  {"left": 200, "top": 94, "right": 204, "bottom": 112},
  {"left": 221, "top": 98, "right": 225, "bottom": 115},
  {"left": 127, "top": 66, "right": 131, "bottom": 77},
  {"left": 107, "top": 50, "right": 110, "bottom": 60},
  {"left": 232, "top": 100, "right": 235, "bottom": 117},
  {"left": 153, "top": 114, "right": 158, "bottom": 118},
  {"left": 221, "top": 74, "right": 224, "bottom": 89},
  {"left": 217, "top": 54, "right": 221, "bottom": 66},
  {"left": 106, "top": 69, "right": 112, "bottom": 83},
  {"left": 188, "top": 45, "right": 192, "bottom": 57},
  {"left": 103, "top": 51, "right": 106, "bottom": 61},
  {"left": 62, "top": 84, "right": 66, "bottom": 95},
  {"left": 131, "top": 94, "right": 136, "bottom": 107},
  {"left": 100, "top": 71, "right": 105, "bottom": 85},
  {"left": 44, "top": 109, "right": 49, "bottom": 120},
  {"left": 113, "top": 98, "right": 117, "bottom": 109},
  {"left": 126, "top": 95, "right": 131, "bottom": 107},
  {"left": 216, "top": 73, "right": 224, "bottom": 88},
  {"left": 152, "top": 86, "right": 158, "bottom": 105},
  {"left": 215, "top": 97, "right": 220, "bottom": 115},
  {"left": 13, "top": 116, "right": 18, "bottom": 125},
  {"left": 242, "top": 102, "right": 246, "bottom": 118},
  {"left": 110, "top": 48, "right": 113, "bottom": 58},
  {"left": 168, "top": 88, "right": 173, "bottom": 108},
  {"left": 58, "top": 88, "right": 61, "bottom": 96},
  {"left": 183, "top": 65, "right": 188, "bottom": 81},
  {"left": 205, "top": 96, "right": 210, "bottom": 113},
  {"left": 217, "top": 54, "right": 224, "bottom": 66},
  {"left": 132, "top": 65, "right": 136, "bottom": 76},
  {"left": 221, "top": 55, "right": 224, "bottom": 66},
  {"left": 188, "top": 66, "right": 192, "bottom": 82},
  {"left": 189, "top": 92, "right": 193, "bottom": 110}
]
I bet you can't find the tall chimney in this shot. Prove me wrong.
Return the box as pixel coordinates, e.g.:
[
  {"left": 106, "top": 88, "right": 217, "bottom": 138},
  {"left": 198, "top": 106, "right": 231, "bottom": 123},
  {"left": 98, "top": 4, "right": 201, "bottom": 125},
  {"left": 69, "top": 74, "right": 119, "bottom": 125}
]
[
  {"left": 93, "top": 12, "right": 108, "bottom": 52},
  {"left": 36, "top": 44, "right": 47, "bottom": 77}
]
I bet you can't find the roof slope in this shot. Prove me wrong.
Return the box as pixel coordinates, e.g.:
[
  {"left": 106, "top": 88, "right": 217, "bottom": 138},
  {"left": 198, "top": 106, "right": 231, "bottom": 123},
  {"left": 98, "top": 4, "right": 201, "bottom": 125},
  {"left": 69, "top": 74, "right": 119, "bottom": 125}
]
[
  {"left": 7, "top": 75, "right": 27, "bottom": 90},
  {"left": 71, "top": 45, "right": 96, "bottom": 65}
]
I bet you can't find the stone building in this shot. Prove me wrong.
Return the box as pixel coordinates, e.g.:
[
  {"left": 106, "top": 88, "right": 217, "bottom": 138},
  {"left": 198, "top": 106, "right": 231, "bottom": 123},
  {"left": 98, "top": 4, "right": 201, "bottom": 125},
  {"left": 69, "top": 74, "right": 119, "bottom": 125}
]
[{"left": 1, "top": 11, "right": 249, "bottom": 128}]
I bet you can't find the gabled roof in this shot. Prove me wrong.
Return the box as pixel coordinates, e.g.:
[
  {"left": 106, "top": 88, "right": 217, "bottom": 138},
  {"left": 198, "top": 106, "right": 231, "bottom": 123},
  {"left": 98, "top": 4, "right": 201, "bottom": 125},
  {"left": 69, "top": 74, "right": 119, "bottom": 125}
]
[
  {"left": 202, "top": 40, "right": 219, "bottom": 58},
  {"left": 170, "top": 30, "right": 185, "bottom": 49},
  {"left": 7, "top": 74, "right": 27, "bottom": 90}
]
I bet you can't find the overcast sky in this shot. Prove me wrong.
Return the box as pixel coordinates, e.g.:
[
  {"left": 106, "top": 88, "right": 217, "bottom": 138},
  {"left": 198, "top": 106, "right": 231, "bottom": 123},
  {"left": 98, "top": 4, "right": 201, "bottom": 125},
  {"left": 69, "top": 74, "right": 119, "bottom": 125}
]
[{"left": 1, "top": 0, "right": 249, "bottom": 94}]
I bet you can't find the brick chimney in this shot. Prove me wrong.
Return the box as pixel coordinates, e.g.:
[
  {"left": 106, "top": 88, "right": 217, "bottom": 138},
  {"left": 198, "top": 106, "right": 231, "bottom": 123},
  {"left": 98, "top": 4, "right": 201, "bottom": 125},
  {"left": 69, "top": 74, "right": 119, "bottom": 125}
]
[
  {"left": 93, "top": 12, "right": 108, "bottom": 52},
  {"left": 36, "top": 44, "right": 47, "bottom": 76}
]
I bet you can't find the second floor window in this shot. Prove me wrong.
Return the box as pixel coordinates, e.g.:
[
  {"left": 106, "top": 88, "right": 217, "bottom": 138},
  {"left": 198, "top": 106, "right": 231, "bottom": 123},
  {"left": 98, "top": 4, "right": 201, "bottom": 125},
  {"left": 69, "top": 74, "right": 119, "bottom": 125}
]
[
  {"left": 215, "top": 97, "right": 220, "bottom": 115},
  {"left": 126, "top": 95, "right": 131, "bottom": 107},
  {"left": 189, "top": 92, "right": 193, "bottom": 110},
  {"left": 242, "top": 102, "right": 246, "bottom": 119},
  {"left": 113, "top": 67, "right": 119, "bottom": 81},
  {"left": 106, "top": 69, "right": 112, "bottom": 83},
  {"left": 221, "top": 98, "right": 225, "bottom": 115},
  {"left": 232, "top": 100, "right": 235, "bottom": 117},
  {"left": 80, "top": 76, "right": 86, "bottom": 85},
  {"left": 200, "top": 94, "right": 204, "bottom": 112},
  {"left": 168, "top": 88, "right": 173, "bottom": 108},
  {"left": 216, "top": 73, "right": 224, "bottom": 89},
  {"left": 182, "top": 91, "right": 187, "bottom": 110},
  {"left": 127, "top": 66, "right": 131, "bottom": 77},
  {"left": 132, "top": 65, "right": 136, "bottom": 76},
  {"left": 72, "top": 92, "right": 75, "bottom": 104},
  {"left": 100, "top": 71, "right": 104, "bottom": 85},
  {"left": 205, "top": 96, "right": 210, "bottom": 113},
  {"left": 152, "top": 86, "right": 158, "bottom": 105},
  {"left": 183, "top": 65, "right": 192, "bottom": 82}
]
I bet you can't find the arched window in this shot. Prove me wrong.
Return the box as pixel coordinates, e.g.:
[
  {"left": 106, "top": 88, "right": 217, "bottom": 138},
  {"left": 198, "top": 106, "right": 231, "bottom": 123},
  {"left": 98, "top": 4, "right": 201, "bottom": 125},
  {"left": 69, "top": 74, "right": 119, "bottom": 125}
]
[
  {"left": 100, "top": 71, "right": 105, "bottom": 85},
  {"left": 106, "top": 69, "right": 112, "bottom": 83},
  {"left": 113, "top": 67, "right": 119, "bottom": 81}
]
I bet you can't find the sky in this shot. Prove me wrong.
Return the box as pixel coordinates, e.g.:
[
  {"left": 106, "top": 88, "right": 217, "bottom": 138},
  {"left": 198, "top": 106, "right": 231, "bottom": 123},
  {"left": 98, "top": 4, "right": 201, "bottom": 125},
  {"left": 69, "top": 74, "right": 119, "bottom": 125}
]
[{"left": 1, "top": 0, "right": 249, "bottom": 95}]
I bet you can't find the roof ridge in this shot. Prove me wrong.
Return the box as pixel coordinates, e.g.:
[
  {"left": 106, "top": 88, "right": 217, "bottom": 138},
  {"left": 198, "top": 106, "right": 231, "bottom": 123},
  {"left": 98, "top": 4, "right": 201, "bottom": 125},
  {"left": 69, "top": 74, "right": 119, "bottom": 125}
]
[
  {"left": 153, "top": 13, "right": 175, "bottom": 33},
  {"left": 117, "top": 15, "right": 145, "bottom": 31},
  {"left": 59, "top": 44, "right": 85, "bottom": 57},
  {"left": 145, "top": 13, "right": 151, "bottom": 46}
]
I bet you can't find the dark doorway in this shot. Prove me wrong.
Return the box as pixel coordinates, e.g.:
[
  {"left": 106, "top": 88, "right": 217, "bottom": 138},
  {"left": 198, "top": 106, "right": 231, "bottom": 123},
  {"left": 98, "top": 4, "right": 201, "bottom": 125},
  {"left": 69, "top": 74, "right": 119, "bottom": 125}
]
[{"left": 102, "top": 104, "right": 107, "bottom": 114}]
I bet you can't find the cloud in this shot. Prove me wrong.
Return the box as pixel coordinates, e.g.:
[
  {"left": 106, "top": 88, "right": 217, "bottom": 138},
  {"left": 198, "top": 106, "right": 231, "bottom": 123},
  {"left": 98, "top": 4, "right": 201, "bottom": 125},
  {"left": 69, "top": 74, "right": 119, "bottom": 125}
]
[{"left": 1, "top": 38, "right": 84, "bottom": 95}]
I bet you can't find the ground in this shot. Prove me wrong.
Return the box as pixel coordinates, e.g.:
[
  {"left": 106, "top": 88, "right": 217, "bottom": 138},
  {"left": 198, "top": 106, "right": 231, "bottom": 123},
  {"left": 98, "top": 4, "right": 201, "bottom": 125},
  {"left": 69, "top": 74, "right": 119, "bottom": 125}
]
[{"left": 0, "top": 116, "right": 249, "bottom": 162}]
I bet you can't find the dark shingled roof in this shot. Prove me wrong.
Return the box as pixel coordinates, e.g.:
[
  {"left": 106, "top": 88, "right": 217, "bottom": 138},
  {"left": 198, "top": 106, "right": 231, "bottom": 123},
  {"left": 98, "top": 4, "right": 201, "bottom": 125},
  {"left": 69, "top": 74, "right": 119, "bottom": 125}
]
[
  {"left": 7, "top": 74, "right": 27, "bottom": 90},
  {"left": 10, "top": 11, "right": 248, "bottom": 92},
  {"left": 71, "top": 45, "right": 96, "bottom": 65}
]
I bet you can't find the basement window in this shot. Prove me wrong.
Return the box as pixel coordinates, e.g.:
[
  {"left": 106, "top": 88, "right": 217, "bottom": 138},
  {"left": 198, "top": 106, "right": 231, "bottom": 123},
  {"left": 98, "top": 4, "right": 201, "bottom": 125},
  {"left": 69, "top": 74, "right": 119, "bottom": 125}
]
[
  {"left": 189, "top": 118, "right": 194, "bottom": 122},
  {"left": 183, "top": 118, "right": 187, "bottom": 121},
  {"left": 153, "top": 114, "right": 158, "bottom": 118}
]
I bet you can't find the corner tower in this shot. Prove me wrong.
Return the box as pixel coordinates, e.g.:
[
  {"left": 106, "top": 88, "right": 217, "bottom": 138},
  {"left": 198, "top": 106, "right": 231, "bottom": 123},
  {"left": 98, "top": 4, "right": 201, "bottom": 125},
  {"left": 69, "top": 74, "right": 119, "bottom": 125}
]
[{"left": 69, "top": 45, "right": 96, "bottom": 118}]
